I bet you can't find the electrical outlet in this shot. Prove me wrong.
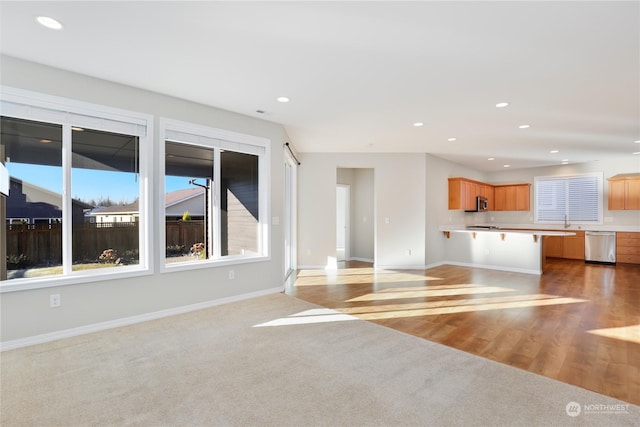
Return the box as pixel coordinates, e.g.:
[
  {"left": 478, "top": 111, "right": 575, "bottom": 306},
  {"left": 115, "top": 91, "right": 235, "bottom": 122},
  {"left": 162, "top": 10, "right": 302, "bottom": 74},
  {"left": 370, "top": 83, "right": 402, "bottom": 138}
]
[
  {"left": 50, "top": 294, "right": 61, "bottom": 308},
  {"left": 228, "top": 270, "right": 235, "bottom": 280}
]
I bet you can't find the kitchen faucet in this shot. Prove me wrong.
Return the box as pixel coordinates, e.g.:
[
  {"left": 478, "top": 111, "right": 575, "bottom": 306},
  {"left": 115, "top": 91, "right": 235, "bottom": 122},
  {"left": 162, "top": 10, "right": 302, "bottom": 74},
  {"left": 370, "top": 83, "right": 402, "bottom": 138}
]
[{"left": 564, "top": 214, "right": 571, "bottom": 229}]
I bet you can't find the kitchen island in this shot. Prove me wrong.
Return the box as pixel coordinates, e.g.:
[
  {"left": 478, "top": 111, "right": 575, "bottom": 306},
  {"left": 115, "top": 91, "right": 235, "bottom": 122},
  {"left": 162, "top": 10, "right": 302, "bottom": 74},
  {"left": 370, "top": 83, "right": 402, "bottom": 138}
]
[{"left": 439, "top": 226, "right": 576, "bottom": 274}]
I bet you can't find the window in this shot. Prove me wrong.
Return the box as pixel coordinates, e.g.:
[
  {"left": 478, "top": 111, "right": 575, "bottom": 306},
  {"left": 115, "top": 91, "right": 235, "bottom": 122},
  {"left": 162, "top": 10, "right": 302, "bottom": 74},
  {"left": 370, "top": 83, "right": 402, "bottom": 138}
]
[
  {"left": 160, "top": 119, "right": 269, "bottom": 269},
  {"left": 535, "top": 173, "right": 603, "bottom": 224},
  {"left": 1, "top": 87, "right": 151, "bottom": 288}
]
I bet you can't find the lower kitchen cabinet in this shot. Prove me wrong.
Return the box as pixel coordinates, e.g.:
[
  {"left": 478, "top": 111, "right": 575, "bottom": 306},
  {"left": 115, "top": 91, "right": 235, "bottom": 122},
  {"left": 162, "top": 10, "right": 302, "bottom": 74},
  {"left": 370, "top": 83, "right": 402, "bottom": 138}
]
[
  {"left": 617, "top": 232, "right": 640, "bottom": 264},
  {"left": 562, "top": 231, "right": 585, "bottom": 260},
  {"left": 544, "top": 236, "right": 564, "bottom": 258},
  {"left": 544, "top": 231, "right": 585, "bottom": 260}
]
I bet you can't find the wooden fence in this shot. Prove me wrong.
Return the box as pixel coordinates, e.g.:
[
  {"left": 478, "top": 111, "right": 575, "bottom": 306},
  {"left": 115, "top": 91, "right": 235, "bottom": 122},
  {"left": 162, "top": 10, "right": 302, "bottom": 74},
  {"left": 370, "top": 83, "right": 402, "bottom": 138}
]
[{"left": 6, "top": 221, "right": 204, "bottom": 267}]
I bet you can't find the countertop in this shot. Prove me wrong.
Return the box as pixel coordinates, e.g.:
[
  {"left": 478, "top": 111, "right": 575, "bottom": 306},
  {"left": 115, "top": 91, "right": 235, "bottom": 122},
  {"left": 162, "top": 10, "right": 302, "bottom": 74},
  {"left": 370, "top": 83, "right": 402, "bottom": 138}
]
[{"left": 439, "top": 226, "right": 576, "bottom": 236}]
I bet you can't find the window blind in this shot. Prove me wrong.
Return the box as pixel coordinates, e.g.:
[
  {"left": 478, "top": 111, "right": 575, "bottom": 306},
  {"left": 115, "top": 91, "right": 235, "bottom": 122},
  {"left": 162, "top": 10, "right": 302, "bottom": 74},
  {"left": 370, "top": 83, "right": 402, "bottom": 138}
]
[{"left": 535, "top": 173, "right": 603, "bottom": 223}]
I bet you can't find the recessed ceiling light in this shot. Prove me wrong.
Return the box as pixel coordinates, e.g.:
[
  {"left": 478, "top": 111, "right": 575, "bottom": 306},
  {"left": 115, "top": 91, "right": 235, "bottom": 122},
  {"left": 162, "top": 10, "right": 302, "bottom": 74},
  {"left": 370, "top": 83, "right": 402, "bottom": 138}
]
[
  {"left": 413, "top": 122, "right": 424, "bottom": 127},
  {"left": 40, "top": 139, "right": 52, "bottom": 144},
  {"left": 518, "top": 124, "right": 530, "bottom": 129},
  {"left": 562, "top": 159, "right": 569, "bottom": 162},
  {"left": 635, "top": 140, "right": 640, "bottom": 144},
  {"left": 503, "top": 164, "right": 511, "bottom": 168},
  {"left": 276, "top": 96, "right": 290, "bottom": 103},
  {"left": 633, "top": 152, "right": 640, "bottom": 155},
  {"left": 447, "top": 137, "right": 456, "bottom": 142},
  {"left": 495, "top": 102, "right": 510, "bottom": 108},
  {"left": 550, "top": 150, "right": 559, "bottom": 154},
  {"left": 488, "top": 157, "right": 495, "bottom": 161},
  {"left": 36, "top": 16, "right": 63, "bottom": 30}
]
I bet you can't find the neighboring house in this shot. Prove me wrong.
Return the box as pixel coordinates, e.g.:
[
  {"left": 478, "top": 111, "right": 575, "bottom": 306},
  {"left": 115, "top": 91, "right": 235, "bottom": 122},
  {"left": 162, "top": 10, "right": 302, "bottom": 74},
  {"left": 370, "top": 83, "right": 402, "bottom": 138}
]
[
  {"left": 86, "top": 187, "right": 205, "bottom": 224},
  {"left": 6, "top": 177, "right": 91, "bottom": 225}
]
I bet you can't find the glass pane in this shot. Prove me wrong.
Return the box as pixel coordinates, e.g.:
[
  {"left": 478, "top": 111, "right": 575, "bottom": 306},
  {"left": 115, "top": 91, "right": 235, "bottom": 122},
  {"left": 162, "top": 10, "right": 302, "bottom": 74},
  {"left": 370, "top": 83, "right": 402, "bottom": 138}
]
[
  {"left": 1, "top": 117, "right": 63, "bottom": 280},
  {"left": 164, "top": 141, "right": 213, "bottom": 264},
  {"left": 72, "top": 128, "right": 139, "bottom": 270},
  {"left": 221, "top": 150, "right": 259, "bottom": 256}
]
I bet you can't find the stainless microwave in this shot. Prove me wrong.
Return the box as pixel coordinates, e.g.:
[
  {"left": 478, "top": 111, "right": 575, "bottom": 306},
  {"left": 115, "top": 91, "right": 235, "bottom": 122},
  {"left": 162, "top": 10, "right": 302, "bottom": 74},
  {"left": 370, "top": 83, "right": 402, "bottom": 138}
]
[{"left": 466, "top": 196, "right": 488, "bottom": 212}]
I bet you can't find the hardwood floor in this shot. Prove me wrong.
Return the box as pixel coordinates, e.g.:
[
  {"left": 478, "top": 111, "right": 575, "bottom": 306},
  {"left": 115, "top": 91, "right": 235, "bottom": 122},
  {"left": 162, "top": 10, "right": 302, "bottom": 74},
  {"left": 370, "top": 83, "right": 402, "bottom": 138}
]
[{"left": 287, "top": 259, "right": 640, "bottom": 405}]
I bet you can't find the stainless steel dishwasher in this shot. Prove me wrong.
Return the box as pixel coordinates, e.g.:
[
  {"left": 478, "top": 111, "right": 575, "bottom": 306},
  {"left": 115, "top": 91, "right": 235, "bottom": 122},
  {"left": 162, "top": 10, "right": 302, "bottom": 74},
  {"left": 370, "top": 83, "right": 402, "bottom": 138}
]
[{"left": 585, "top": 231, "right": 616, "bottom": 264}]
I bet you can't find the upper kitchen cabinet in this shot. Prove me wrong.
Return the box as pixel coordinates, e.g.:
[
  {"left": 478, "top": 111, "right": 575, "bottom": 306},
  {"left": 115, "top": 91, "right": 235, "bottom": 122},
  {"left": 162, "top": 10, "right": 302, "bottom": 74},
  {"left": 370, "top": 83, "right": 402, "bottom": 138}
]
[
  {"left": 608, "top": 174, "right": 640, "bottom": 210},
  {"left": 448, "top": 177, "right": 492, "bottom": 210},
  {"left": 493, "top": 184, "right": 531, "bottom": 211}
]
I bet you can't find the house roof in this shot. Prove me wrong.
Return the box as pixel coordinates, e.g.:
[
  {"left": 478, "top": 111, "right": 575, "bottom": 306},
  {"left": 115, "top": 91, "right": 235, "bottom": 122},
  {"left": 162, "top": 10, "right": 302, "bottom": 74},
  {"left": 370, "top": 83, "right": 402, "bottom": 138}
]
[
  {"left": 89, "top": 188, "right": 203, "bottom": 215},
  {"left": 11, "top": 177, "right": 93, "bottom": 209}
]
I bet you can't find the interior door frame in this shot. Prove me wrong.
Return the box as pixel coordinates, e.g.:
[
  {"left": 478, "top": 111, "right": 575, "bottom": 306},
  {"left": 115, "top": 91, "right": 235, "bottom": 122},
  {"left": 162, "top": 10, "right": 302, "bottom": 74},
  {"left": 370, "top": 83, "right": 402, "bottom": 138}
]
[{"left": 284, "top": 150, "right": 298, "bottom": 280}]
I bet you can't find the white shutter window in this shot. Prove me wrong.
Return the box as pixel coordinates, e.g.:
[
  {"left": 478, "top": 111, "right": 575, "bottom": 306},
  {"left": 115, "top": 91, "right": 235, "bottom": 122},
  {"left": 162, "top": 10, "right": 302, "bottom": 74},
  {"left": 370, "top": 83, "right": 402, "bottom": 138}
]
[{"left": 535, "top": 173, "right": 603, "bottom": 224}]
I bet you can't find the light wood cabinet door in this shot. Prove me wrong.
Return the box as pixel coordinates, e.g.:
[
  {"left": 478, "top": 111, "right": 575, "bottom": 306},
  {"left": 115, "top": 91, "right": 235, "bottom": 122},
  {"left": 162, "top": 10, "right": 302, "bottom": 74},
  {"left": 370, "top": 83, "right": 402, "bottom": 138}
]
[
  {"left": 563, "top": 231, "right": 585, "bottom": 260},
  {"left": 462, "top": 180, "right": 477, "bottom": 210},
  {"left": 608, "top": 179, "right": 626, "bottom": 210},
  {"left": 493, "top": 186, "right": 506, "bottom": 211},
  {"left": 515, "top": 185, "right": 530, "bottom": 211},
  {"left": 608, "top": 175, "right": 640, "bottom": 210},
  {"left": 544, "top": 236, "right": 564, "bottom": 258},
  {"left": 617, "top": 232, "right": 640, "bottom": 264},
  {"left": 625, "top": 178, "right": 640, "bottom": 210},
  {"left": 480, "top": 184, "right": 494, "bottom": 211},
  {"left": 493, "top": 184, "right": 530, "bottom": 211}
]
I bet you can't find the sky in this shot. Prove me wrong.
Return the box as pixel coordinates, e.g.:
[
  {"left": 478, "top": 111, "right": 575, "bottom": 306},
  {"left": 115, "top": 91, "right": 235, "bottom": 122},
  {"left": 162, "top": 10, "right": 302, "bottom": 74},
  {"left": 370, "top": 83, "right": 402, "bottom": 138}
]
[{"left": 8, "top": 162, "right": 192, "bottom": 205}]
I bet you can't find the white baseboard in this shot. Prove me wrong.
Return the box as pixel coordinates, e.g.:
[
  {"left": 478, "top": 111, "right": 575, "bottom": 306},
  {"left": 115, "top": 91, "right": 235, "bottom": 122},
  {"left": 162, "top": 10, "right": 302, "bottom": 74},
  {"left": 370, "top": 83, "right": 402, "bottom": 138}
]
[{"left": 0, "top": 286, "right": 283, "bottom": 352}]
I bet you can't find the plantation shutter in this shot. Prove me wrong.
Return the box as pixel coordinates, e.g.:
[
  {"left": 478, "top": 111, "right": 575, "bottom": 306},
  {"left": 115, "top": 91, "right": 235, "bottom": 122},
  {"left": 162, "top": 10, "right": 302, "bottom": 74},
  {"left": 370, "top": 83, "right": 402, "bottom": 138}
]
[{"left": 535, "top": 173, "right": 602, "bottom": 223}]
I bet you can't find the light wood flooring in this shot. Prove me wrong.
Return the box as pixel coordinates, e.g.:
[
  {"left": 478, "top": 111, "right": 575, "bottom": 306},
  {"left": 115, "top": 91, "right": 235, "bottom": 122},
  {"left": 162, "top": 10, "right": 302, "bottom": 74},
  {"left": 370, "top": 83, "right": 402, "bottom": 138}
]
[{"left": 287, "top": 259, "right": 640, "bottom": 405}]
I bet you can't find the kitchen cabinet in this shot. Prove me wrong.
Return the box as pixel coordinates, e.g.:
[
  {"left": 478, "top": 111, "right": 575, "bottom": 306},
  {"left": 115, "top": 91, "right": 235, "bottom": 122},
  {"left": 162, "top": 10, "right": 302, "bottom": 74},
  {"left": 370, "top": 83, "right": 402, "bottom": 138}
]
[
  {"left": 543, "top": 231, "right": 585, "bottom": 260},
  {"left": 544, "top": 236, "right": 564, "bottom": 258},
  {"left": 448, "top": 178, "right": 489, "bottom": 210},
  {"left": 479, "top": 184, "right": 495, "bottom": 211},
  {"left": 493, "top": 184, "right": 530, "bottom": 211},
  {"left": 608, "top": 174, "right": 640, "bottom": 210},
  {"left": 617, "top": 232, "right": 640, "bottom": 264},
  {"left": 562, "top": 231, "right": 585, "bottom": 260}
]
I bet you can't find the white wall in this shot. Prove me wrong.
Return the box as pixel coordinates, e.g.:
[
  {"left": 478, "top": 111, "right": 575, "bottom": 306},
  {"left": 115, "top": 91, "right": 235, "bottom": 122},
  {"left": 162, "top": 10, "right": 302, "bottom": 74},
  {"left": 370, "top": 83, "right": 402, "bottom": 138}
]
[
  {"left": 300, "top": 153, "right": 425, "bottom": 269},
  {"left": 0, "top": 56, "right": 287, "bottom": 343}
]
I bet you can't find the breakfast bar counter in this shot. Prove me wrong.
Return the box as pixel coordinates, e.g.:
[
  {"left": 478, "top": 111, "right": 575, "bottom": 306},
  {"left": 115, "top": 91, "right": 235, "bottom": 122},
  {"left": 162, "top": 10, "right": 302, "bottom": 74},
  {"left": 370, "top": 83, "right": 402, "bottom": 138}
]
[{"left": 438, "top": 226, "right": 576, "bottom": 274}]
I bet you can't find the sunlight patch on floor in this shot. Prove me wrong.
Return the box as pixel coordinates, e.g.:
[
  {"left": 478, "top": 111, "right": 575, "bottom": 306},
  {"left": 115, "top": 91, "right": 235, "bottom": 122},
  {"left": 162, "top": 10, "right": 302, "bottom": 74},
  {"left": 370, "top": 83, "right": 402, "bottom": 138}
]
[
  {"left": 587, "top": 325, "right": 640, "bottom": 344},
  {"left": 350, "top": 297, "right": 587, "bottom": 320},
  {"left": 295, "top": 269, "right": 443, "bottom": 286},
  {"left": 346, "top": 286, "right": 516, "bottom": 302},
  {"left": 253, "top": 309, "right": 357, "bottom": 327},
  {"left": 337, "top": 294, "right": 569, "bottom": 315}
]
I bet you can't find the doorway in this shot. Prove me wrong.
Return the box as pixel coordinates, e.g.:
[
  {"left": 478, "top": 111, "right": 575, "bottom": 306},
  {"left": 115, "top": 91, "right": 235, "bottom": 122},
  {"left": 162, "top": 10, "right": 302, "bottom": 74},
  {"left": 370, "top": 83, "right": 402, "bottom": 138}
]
[
  {"left": 336, "top": 167, "right": 374, "bottom": 264},
  {"left": 336, "top": 184, "right": 350, "bottom": 261}
]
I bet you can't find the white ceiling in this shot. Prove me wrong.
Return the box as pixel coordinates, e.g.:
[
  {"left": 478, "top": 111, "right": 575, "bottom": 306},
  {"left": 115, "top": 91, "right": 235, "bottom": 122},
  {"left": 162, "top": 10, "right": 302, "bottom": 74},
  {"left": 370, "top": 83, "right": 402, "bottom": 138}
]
[{"left": 1, "top": 1, "right": 639, "bottom": 171}]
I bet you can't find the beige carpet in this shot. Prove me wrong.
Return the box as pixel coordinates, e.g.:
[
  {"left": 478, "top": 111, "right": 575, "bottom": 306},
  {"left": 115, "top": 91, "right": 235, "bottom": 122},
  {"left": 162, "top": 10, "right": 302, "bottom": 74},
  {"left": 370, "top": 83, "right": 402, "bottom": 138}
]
[{"left": 1, "top": 293, "right": 637, "bottom": 426}]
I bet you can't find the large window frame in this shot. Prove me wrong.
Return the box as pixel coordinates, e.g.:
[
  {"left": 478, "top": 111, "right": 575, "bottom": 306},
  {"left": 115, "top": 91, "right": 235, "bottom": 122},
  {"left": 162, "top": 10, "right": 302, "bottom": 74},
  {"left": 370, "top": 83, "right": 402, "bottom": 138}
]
[
  {"left": 534, "top": 172, "right": 604, "bottom": 225},
  {"left": 159, "top": 118, "right": 270, "bottom": 273},
  {"left": 0, "top": 86, "right": 153, "bottom": 292}
]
